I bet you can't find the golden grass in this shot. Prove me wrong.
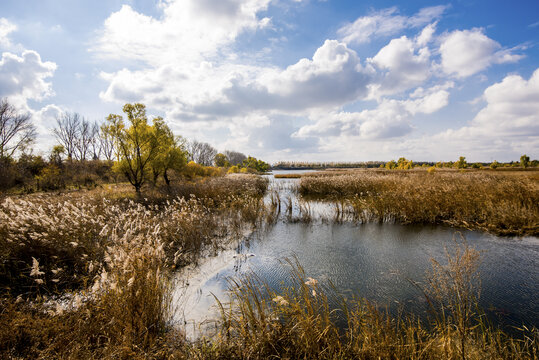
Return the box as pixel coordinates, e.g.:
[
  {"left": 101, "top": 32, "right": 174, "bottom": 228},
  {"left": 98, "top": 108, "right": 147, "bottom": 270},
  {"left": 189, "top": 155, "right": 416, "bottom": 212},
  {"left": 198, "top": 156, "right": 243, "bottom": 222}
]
[{"left": 299, "top": 170, "right": 539, "bottom": 236}]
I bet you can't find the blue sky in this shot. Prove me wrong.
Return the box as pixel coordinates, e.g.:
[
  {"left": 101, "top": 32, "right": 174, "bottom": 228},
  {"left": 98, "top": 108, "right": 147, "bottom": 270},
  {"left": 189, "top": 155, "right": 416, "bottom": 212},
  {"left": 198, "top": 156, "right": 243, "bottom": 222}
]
[{"left": 1, "top": 0, "right": 538, "bottom": 162}]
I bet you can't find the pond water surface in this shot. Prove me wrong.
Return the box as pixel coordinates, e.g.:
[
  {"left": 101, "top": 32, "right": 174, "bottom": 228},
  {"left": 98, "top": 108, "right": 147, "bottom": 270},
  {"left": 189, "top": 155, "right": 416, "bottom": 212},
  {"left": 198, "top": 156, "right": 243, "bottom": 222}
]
[{"left": 175, "top": 171, "right": 539, "bottom": 339}]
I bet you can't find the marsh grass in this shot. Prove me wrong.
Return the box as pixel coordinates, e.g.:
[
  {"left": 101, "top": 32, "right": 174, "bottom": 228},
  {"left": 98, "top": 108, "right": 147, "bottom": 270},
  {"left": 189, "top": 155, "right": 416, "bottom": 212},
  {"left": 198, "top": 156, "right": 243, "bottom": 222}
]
[
  {"left": 196, "top": 244, "right": 538, "bottom": 359},
  {"left": 299, "top": 170, "right": 539, "bottom": 236},
  {"left": 0, "top": 174, "right": 271, "bottom": 358}
]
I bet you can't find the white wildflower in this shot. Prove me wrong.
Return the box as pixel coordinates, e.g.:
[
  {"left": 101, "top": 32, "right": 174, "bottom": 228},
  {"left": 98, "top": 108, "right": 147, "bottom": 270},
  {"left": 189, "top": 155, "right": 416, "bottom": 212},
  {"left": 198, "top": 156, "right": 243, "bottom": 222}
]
[
  {"left": 69, "top": 242, "right": 78, "bottom": 247},
  {"left": 35, "top": 278, "right": 44, "bottom": 284},
  {"left": 305, "top": 277, "right": 318, "bottom": 287},
  {"left": 30, "top": 257, "right": 44, "bottom": 277}
]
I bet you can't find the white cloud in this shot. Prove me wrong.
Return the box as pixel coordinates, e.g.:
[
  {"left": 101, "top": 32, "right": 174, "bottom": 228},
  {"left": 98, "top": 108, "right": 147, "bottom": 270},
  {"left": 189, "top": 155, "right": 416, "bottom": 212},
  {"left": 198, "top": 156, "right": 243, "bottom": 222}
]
[
  {"left": 411, "top": 69, "right": 539, "bottom": 161},
  {"left": 31, "top": 104, "right": 65, "bottom": 152},
  {"left": 101, "top": 40, "right": 373, "bottom": 118},
  {"left": 93, "top": 0, "right": 270, "bottom": 66},
  {"left": 471, "top": 68, "right": 539, "bottom": 136},
  {"left": 0, "top": 50, "right": 57, "bottom": 109},
  {"left": 439, "top": 28, "right": 524, "bottom": 78},
  {"left": 337, "top": 6, "right": 446, "bottom": 45},
  {"left": 0, "top": 18, "right": 16, "bottom": 48},
  {"left": 93, "top": 3, "right": 534, "bottom": 162},
  {"left": 368, "top": 35, "right": 431, "bottom": 97},
  {"left": 295, "top": 82, "right": 451, "bottom": 141}
]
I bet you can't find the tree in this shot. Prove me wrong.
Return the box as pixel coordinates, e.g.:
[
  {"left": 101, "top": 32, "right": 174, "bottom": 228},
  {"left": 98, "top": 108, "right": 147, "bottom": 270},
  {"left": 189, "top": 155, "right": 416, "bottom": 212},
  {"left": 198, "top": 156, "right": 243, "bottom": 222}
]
[
  {"left": 105, "top": 103, "right": 160, "bottom": 194},
  {"left": 520, "top": 154, "right": 530, "bottom": 168},
  {"left": 455, "top": 156, "right": 467, "bottom": 169},
  {"left": 53, "top": 112, "right": 81, "bottom": 160},
  {"left": 0, "top": 98, "right": 36, "bottom": 159},
  {"left": 99, "top": 122, "right": 116, "bottom": 161},
  {"left": 385, "top": 160, "right": 396, "bottom": 170},
  {"left": 74, "top": 118, "right": 97, "bottom": 161},
  {"left": 214, "top": 153, "right": 229, "bottom": 167},
  {"left": 50, "top": 145, "right": 65, "bottom": 166},
  {"left": 224, "top": 150, "right": 246, "bottom": 166},
  {"left": 242, "top": 156, "right": 269, "bottom": 172},
  {"left": 149, "top": 117, "right": 188, "bottom": 186},
  {"left": 188, "top": 140, "right": 217, "bottom": 166}
]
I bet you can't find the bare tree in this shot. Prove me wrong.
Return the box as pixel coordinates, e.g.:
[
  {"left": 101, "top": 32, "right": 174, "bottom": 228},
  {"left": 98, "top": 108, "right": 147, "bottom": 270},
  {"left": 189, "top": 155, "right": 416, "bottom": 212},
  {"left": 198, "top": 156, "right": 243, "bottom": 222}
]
[
  {"left": 98, "top": 122, "right": 115, "bottom": 161},
  {"left": 224, "top": 150, "right": 247, "bottom": 166},
  {"left": 0, "top": 98, "right": 36, "bottom": 159},
  {"left": 53, "top": 112, "right": 80, "bottom": 160},
  {"left": 74, "top": 118, "right": 97, "bottom": 161},
  {"left": 89, "top": 121, "right": 101, "bottom": 160},
  {"left": 189, "top": 140, "right": 217, "bottom": 166}
]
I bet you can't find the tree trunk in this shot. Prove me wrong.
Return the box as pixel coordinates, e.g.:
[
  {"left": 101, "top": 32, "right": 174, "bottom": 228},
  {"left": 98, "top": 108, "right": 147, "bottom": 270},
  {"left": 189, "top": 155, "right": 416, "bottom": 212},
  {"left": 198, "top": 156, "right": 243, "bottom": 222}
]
[{"left": 163, "top": 169, "right": 170, "bottom": 187}]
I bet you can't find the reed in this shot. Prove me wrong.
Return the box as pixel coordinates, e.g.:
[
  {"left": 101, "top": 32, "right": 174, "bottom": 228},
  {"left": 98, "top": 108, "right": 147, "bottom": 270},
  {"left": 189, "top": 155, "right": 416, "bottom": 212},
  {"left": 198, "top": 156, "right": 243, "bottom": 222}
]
[
  {"left": 299, "top": 170, "right": 539, "bottom": 236},
  {"left": 191, "top": 245, "right": 538, "bottom": 359},
  {"left": 0, "top": 174, "right": 271, "bottom": 358}
]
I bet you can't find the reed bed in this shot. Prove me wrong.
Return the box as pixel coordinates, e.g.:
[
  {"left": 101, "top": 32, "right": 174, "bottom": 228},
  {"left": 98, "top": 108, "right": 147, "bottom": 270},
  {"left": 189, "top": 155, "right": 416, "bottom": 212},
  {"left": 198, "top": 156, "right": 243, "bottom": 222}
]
[
  {"left": 299, "top": 170, "right": 539, "bottom": 236},
  {"left": 274, "top": 173, "right": 303, "bottom": 179},
  {"left": 0, "top": 174, "right": 271, "bottom": 358},
  {"left": 189, "top": 243, "right": 538, "bottom": 359}
]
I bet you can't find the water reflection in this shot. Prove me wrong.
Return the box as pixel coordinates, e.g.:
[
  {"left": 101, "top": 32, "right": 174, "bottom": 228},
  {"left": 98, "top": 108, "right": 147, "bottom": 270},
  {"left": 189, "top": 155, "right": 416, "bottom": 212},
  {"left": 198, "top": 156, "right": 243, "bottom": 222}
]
[{"left": 175, "top": 171, "right": 539, "bottom": 339}]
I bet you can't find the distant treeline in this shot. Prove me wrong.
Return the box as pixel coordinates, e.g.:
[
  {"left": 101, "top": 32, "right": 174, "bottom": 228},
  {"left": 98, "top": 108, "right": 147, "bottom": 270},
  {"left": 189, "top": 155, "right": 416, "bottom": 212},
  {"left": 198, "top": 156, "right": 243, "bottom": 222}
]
[
  {"left": 272, "top": 161, "right": 388, "bottom": 169},
  {"left": 272, "top": 157, "right": 538, "bottom": 170}
]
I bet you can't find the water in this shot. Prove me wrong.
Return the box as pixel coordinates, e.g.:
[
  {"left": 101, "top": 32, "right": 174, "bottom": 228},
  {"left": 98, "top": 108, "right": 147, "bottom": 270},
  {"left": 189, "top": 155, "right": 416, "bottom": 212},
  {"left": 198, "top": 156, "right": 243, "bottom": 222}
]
[{"left": 175, "top": 171, "right": 539, "bottom": 338}]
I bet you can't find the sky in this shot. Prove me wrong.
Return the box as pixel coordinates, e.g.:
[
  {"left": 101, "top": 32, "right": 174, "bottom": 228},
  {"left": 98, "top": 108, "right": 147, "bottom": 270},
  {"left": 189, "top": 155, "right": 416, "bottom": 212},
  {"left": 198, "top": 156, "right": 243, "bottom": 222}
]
[{"left": 1, "top": 0, "right": 538, "bottom": 163}]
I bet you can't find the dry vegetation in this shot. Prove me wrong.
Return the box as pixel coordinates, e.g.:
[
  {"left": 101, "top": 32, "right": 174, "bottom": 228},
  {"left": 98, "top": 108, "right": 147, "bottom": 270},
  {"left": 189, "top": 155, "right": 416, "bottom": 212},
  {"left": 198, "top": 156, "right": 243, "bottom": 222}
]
[
  {"left": 299, "top": 169, "right": 539, "bottom": 236},
  {"left": 0, "top": 174, "right": 271, "bottom": 358},
  {"left": 189, "top": 243, "right": 538, "bottom": 359},
  {"left": 0, "top": 171, "right": 537, "bottom": 358}
]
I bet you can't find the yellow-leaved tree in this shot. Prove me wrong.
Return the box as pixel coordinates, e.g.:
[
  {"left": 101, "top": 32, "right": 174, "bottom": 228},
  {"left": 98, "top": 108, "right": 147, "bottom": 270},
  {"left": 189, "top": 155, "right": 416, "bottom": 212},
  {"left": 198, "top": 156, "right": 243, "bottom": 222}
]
[
  {"left": 149, "top": 117, "right": 188, "bottom": 187},
  {"left": 104, "top": 103, "right": 161, "bottom": 194}
]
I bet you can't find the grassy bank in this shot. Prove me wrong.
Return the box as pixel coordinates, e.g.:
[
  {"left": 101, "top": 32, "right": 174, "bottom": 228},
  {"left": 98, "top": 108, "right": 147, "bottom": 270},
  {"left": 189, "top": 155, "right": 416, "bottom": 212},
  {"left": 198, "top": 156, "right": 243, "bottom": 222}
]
[{"left": 299, "top": 169, "right": 539, "bottom": 236}]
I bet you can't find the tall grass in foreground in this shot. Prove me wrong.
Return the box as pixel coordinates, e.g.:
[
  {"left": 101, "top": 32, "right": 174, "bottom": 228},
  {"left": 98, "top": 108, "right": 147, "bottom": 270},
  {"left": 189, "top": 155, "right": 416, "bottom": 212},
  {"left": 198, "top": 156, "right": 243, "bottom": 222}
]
[
  {"left": 0, "top": 175, "right": 271, "bottom": 358},
  {"left": 201, "top": 243, "right": 537, "bottom": 359},
  {"left": 299, "top": 170, "right": 539, "bottom": 236}
]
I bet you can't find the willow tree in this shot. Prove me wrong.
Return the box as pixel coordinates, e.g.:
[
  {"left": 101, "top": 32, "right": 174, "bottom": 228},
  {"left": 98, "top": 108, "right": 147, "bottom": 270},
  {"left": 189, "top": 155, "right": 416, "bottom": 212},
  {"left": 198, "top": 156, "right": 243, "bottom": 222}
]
[
  {"left": 104, "top": 103, "right": 160, "bottom": 194},
  {"left": 149, "top": 117, "right": 188, "bottom": 186}
]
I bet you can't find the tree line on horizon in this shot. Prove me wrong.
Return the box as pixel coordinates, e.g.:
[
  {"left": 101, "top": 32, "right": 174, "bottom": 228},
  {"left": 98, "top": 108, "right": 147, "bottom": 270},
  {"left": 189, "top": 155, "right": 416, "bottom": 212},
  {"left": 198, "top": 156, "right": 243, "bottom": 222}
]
[
  {"left": 273, "top": 155, "right": 537, "bottom": 170},
  {"left": 0, "top": 99, "right": 268, "bottom": 193}
]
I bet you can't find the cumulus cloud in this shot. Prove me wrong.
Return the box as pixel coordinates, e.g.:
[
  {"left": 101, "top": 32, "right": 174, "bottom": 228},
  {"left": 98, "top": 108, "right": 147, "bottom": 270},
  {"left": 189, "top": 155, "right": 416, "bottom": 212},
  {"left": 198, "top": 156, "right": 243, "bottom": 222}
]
[
  {"left": 440, "top": 28, "right": 524, "bottom": 78},
  {"left": 416, "top": 69, "right": 539, "bottom": 161},
  {"left": 470, "top": 68, "right": 539, "bottom": 135},
  {"left": 337, "top": 6, "right": 446, "bottom": 45},
  {"left": 368, "top": 34, "right": 431, "bottom": 97},
  {"left": 93, "top": 0, "right": 271, "bottom": 66},
  {"left": 295, "top": 82, "right": 451, "bottom": 141},
  {"left": 0, "top": 18, "right": 17, "bottom": 48},
  {"left": 101, "top": 40, "right": 373, "bottom": 118},
  {"left": 0, "top": 50, "right": 57, "bottom": 108}
]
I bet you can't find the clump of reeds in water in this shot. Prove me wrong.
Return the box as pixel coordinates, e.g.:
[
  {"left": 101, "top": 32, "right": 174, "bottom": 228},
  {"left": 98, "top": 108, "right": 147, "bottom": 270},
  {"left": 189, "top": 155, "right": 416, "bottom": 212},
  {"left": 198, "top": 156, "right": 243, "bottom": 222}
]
[
  {"left": 201, "top": 243, "right": 538, "bottom": 359},
  {"left": 299, "top": 170, "right": 539, "bottom": 236}
]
